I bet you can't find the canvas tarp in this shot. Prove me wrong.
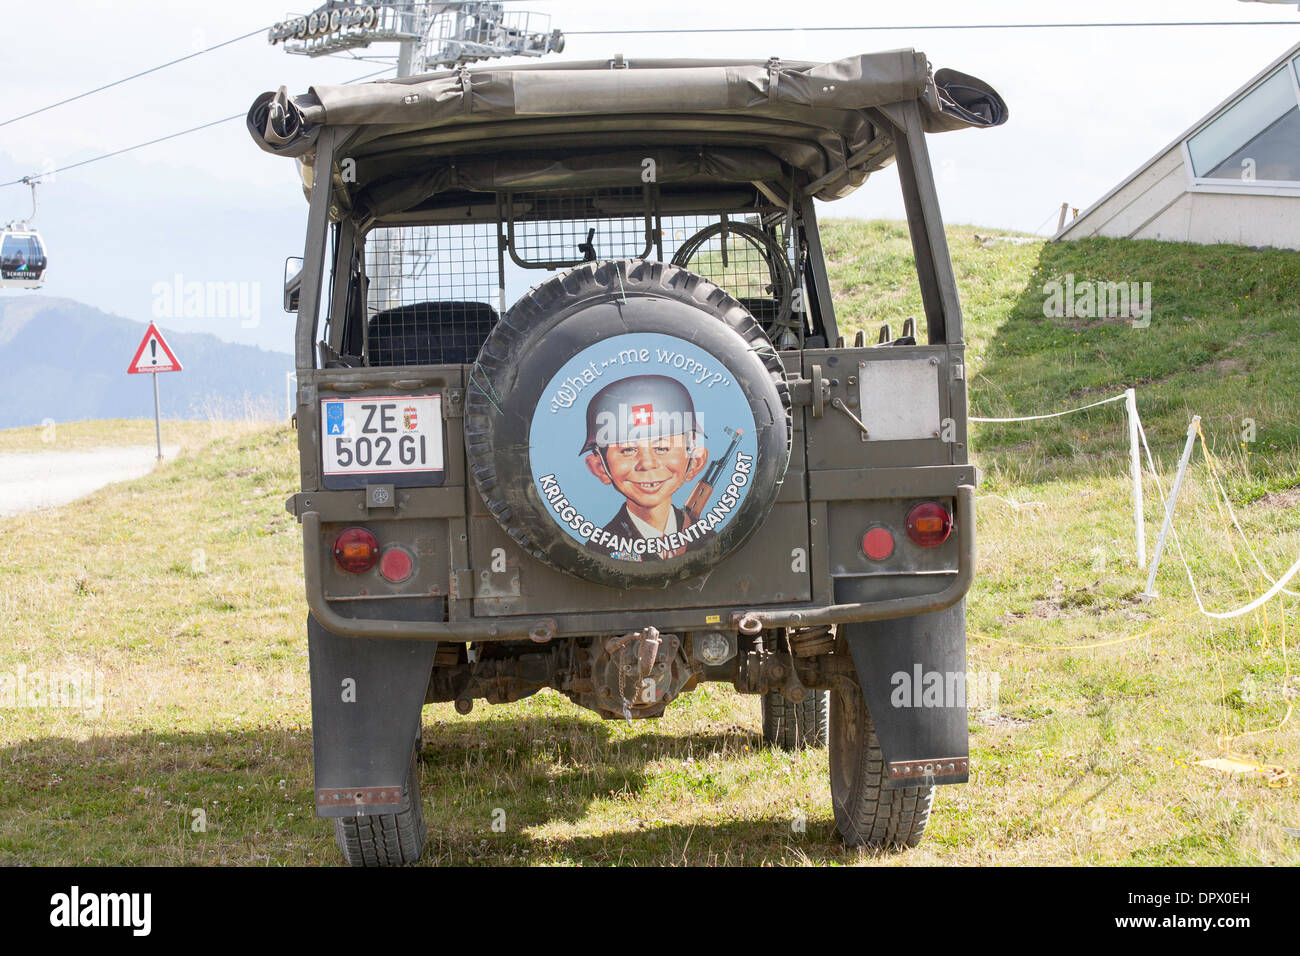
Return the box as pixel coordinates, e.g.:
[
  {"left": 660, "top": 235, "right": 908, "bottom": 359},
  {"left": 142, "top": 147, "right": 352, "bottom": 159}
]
[{"left": 249, "top": 51, "right": 1006, "bottom": 209}]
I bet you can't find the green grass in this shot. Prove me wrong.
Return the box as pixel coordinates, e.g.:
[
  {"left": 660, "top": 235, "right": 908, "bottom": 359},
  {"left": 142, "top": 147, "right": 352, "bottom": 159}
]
[
  {"left": 0, "top": 223, "right": 1297, "bottom": 865},
  {"left": 0, "top": 418, "right": 258, "bottom": 454},
  {"left": 821, "top": 221, "right": 1300, "bottom": 496}
]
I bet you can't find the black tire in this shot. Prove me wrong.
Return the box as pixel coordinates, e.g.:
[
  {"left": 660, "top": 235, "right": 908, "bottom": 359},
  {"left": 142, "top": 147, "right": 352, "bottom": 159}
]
[
  {"left": 761, "top": 689, "right": 829, "bottom": 750},
  {"left": 829, "top": 674, "right": 934, "bottom": 849},
  {"left": 334, "top": 745, "right": 426, "bottom": 866},
  {"left": 465, "top": 258, "right": 791, "bottom": 590}
]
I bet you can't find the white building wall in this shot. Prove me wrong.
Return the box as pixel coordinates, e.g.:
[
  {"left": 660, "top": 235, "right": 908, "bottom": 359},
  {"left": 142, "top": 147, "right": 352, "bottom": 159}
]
[
  {"left": 1061, "top": 145, "right": 1300, "bottom": 250},
  {"left": 1062, "top": 147, "right": 1186, "bottom": 240},
  {"left": 1177, "top": 193, "right": 1300, "bottom": 248}
]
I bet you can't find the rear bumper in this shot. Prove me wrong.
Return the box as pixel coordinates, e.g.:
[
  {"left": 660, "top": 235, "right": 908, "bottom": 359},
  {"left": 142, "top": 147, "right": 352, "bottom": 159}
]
[
  {"left": 733, "top": 484, "right": 974, "bottom": 630},
  {"left": 301, "top": 485, "right": 974, "bottom": 641}
]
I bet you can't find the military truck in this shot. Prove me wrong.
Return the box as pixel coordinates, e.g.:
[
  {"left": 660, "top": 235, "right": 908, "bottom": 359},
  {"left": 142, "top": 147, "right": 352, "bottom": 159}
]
[{"left": 249, "top": 50, "right": 1006, "bottom": 865}]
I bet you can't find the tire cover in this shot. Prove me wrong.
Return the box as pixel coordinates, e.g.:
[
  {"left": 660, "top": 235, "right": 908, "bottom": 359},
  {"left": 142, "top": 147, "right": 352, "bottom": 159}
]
[{"left": 466, "top": 259, "right": 792, "bottom": 589}]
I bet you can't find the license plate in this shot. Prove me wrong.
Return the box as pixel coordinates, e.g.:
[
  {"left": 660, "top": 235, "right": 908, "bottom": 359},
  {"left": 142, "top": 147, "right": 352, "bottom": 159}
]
[{"left": 321, "top": 395, "right": 444, "bottom": 477}]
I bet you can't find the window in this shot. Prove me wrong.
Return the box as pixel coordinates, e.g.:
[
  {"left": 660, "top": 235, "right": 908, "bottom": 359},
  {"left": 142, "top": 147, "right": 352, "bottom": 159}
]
[
  {"left": 1, "top": 234, "right": 25, "bottom": 267},
  {"left": 1, "top": 234, "right": 43, "bottom": 270},
  {"left": 1186, "top": 57, "right": 1300, "bottom": 186}
]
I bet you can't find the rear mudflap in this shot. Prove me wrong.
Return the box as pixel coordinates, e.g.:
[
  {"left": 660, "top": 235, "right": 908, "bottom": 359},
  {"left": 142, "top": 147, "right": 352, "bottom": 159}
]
[
  {"left": 840, "top": 598, "right": 969, "bottom": 789},
  {"left": 307, "top": 614, "right": 438, "bottom": 818}
]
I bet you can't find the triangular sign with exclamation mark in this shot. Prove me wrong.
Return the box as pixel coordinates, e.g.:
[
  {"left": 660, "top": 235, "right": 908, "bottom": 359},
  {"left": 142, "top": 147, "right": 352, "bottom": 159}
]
[{"left": 127, "top": 322, "right": 183, "bottom": 374}]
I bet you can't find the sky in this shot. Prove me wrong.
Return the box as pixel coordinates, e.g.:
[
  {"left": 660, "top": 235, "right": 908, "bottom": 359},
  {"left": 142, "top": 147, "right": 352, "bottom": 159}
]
[{"left": 2, "top": 0, "right": 1297, "bottom": 353}]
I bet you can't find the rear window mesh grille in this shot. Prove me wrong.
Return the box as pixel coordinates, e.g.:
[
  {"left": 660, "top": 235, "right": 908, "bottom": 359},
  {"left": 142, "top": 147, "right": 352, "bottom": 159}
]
[
  {"left": 364, "top": 223, "right": 501, "bottom": 367},
  {"left": 662, "top": 214, "right": 793, "bottom": 327},
  {"left": 501, "top": 187, "right": 655, "bottom": 269},
  {"left": 359, "top": 202, "right": 796, "bottom": 367}
]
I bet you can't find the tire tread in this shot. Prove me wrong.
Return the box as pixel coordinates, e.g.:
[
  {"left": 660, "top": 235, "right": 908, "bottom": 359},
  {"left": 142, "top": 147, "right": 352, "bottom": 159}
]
[
  {"left": 333, "top": 747, "right": 426, "bottom": 866},
  {"left": 761, "top": 690, "right": 829, "bottom": 750},
  {"left": 830, "top": 679, "right": 934, "bottom": 849}
]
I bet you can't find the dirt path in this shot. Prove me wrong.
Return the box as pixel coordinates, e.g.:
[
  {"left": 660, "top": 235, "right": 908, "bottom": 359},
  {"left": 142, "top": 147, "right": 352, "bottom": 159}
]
[{"left": 0, "top": 445, "right": 179, "bottom": 517}]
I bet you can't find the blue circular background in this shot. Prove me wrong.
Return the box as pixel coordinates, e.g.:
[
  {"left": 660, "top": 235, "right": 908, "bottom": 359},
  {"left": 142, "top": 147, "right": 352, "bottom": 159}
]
[{"left": 529, "top": 331, "right": 760, "bottom": 554}]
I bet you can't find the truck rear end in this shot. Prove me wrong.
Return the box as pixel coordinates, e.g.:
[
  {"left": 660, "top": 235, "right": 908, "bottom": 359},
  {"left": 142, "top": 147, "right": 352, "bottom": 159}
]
[{"left": 252, "top": 51, "right": 1005, "bottom": 864}]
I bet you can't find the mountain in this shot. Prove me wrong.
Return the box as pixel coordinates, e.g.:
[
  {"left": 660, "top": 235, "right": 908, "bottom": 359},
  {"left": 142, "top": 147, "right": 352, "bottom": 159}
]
[{"left": 0, "top": 296, "right": 293, "bottom": 429}]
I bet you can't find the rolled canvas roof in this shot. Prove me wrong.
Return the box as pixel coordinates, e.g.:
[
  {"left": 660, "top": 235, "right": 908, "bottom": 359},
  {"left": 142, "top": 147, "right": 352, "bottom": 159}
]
[{"left": 249, "top": 51, "right": 1006, "bottom": 213}]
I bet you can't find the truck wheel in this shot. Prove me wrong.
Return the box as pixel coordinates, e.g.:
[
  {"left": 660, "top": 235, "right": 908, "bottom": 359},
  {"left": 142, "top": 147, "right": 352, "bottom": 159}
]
[
  {"left": 829, "top": 675, "right": 933, "bottom": 849},
  {"left": 761, "top": 689, "right": 828, "bottom": 749},
  {"left": 333, "top": 747, "right": 426, "bottom": 866}
]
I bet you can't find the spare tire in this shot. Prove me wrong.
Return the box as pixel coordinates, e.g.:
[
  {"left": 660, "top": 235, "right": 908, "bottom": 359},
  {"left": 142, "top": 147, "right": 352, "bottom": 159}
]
[{"left": 466, "top": 259, "right": 791, "bottom": 590}]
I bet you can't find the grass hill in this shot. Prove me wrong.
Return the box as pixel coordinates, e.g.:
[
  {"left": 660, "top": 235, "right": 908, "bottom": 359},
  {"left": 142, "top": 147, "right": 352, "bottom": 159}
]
[
  {"left": 0, "top": 223, "right": 1296, "bottom": 866},
  {"left": 820, "top": 220, "right": 1300, "bottom": 497}
]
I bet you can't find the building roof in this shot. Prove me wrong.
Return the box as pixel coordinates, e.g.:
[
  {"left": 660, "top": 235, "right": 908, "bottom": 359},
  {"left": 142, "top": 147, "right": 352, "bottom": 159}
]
[{"left": 1056, "top": 38, "right": 1300, "bottom": 240}]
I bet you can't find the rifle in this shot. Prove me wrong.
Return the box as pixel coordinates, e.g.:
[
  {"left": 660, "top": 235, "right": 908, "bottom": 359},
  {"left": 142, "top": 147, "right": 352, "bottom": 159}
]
[{"left": 683, "top": 426, "right": 742, "bottom": 523}]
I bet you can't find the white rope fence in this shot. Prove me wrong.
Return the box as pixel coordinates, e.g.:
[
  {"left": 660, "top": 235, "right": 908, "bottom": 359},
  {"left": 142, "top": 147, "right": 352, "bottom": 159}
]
[
  {"left": 969, "top": 392, "right": 1129, "bottom": 423},
  {"left": 1133, "top": 414, "right": 1300, "bottom": 619},
  {"left": 1180, "top": 551, "right": 1300, "bottom": 620},
  {"left": 972, "top": 386, "right": 1299, "bottom": 619},
  {"left": 1200, "top": 454, "right": 1300, "bottom": 599},
  {"left": 972, "top": 388, "right": 1145, "bottom": 568}
]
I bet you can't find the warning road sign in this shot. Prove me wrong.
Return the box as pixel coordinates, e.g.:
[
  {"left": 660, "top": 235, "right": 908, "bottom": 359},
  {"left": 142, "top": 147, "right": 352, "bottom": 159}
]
[{"left": 127, "top": 323, "right": 183, "bottom": 374}]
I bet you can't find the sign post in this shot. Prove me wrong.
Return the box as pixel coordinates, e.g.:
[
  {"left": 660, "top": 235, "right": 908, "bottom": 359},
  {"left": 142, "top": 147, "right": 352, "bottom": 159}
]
[
  {"left": 152, "top": 373, "right": 162, "bottom": 460},
  {"left": 126, "top": 322, "right": 183, "bottom": 460}
]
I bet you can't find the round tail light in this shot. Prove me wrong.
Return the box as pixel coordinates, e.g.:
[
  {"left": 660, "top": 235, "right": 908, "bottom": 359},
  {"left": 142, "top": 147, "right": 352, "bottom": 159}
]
[
  {"left": 905, "top": 501, "right": 953, "bottom": 548},
  {"left": 862, "top": 526, "right": 896, "bottom": 561},
  {"left": 333, "top": 527, "right": 380, "bottom": 573},
  {"left": 379, "top": 547, "right": 413, "bottom": 583}
]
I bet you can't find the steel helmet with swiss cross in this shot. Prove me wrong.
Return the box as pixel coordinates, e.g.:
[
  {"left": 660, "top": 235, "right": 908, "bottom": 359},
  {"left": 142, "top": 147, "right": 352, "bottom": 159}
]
[{"left": 579, "top": 374, "right": 706, "bottom": 455}]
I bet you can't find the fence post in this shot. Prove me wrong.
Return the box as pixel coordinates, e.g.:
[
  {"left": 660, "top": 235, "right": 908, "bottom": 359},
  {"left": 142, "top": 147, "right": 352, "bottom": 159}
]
[
  {"left": 1142, "top": 415, "right": 1201, "bottom": 599},
  {"left": 1126, "top": 388, "right": 1145, "bottom": 569}
]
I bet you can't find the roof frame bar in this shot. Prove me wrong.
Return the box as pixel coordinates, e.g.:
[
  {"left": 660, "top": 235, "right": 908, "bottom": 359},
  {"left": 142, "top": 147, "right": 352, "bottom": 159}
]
[{"left": 875, "top": 100, "right": 963, "bottom": 346}]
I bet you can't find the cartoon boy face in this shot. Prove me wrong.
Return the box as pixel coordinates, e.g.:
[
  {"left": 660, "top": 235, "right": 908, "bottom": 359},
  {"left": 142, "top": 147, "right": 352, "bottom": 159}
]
[
  {"left": 586, "top": 433, "right": 708, "bottom": 522},
  {"left": 579, "top": 374, "right": 709, "bottom": 532}
]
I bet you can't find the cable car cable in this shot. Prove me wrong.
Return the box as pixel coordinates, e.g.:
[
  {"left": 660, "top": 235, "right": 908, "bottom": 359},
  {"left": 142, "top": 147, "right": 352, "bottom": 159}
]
[
  {"left": 2, "top": 113, "right": 247, "bottom": 187},
  {"left": 6, "top": 15, "right": 1294, "bottom": 185},
  {"left": 0, "top": 24, "right": 271, "bottom": 129},
  {"left": 0, "top": 68, "right": 394, "bottom": 189},
  {"left": 8, "top": 18, "right": 1290, "bottom": 134},
  {"left": 564, "top": 20, "right": 1300, "bottom": 35}
]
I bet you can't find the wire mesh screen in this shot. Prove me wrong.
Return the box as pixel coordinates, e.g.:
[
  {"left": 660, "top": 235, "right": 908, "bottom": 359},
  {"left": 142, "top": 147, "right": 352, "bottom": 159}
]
[
  {"left": 502, "top": 188, "right": 655, "bottom": 270},
  {"left": 360, "top": 202, "right": 801, "bottom": 367},
  {"left": 662, "top": 214, "right": 789, "bottom": 297},
  {"left": 364, "top": 223, "right": 501, "bottom": 367},
  {"left": 662, "top": 212, "right": 801, "bottom": 346}
]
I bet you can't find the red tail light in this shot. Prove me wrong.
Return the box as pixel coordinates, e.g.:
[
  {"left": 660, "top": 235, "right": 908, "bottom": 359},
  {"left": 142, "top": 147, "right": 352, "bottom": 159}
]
[
  {"left": 862, "top": 526, "right": 896, "bottom": 561},
  {"left": 333, "top": 527, "right": 380, "bottom": 573},
  {"left": 905, "top": 501, "right": 953, "bottom": 547},
  {"left": 379, "top": 547, "right": 413, "bottom": 583}
]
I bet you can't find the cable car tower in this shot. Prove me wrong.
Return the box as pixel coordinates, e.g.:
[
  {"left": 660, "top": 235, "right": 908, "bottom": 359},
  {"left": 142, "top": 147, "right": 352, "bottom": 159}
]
[
  {"left": 269, "top": 2, "right": 565, "bottom": 309},
  {"left": 0, "top": 177, "right": 49, "bottom": 290},
  {"left": 268, "top": 2, "right": 565, "bottom": 76}
]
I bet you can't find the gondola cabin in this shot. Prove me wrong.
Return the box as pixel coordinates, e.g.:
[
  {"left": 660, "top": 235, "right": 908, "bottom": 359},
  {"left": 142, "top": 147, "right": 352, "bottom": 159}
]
[{"left": 0, "top": 227, "right": 48, "bottom": 289}]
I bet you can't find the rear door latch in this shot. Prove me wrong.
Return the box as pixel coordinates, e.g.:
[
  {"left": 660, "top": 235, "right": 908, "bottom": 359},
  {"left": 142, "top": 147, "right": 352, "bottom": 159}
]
[{"left": 788, "top": 366, "right": 831, "bottom": 416}]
